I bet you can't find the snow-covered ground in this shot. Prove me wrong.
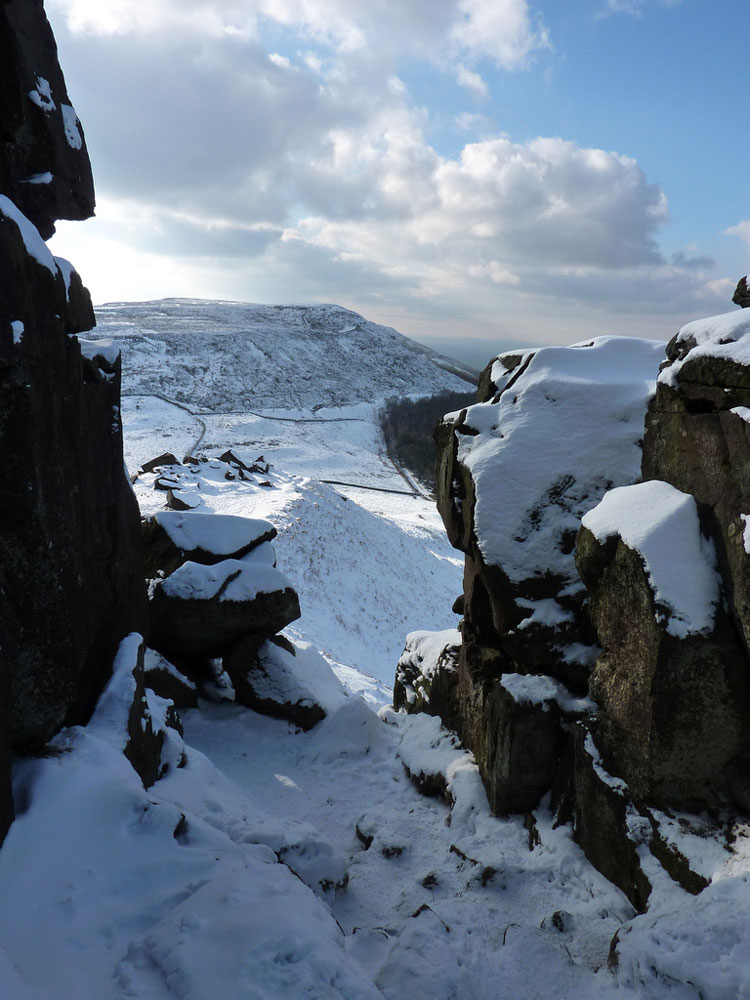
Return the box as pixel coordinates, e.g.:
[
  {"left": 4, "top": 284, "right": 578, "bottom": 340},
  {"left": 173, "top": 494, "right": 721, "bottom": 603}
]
[{"left": 3, "top": 302, "right": 750, "bottom": 998}]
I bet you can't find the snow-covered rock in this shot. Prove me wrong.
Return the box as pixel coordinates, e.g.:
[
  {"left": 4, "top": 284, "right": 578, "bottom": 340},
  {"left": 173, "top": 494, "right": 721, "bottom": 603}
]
[
  {"left": 143, "top": 510, "right": 277, "bottom": 578},
  {"left": 431, "top": 336, "right": 662, "bottom": 819}
]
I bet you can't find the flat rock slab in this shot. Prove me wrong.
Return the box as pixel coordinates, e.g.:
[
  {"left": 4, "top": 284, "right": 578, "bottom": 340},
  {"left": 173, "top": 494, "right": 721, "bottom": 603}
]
[{"left": 143, "top": 511, "right": 276, "bottom": 578}]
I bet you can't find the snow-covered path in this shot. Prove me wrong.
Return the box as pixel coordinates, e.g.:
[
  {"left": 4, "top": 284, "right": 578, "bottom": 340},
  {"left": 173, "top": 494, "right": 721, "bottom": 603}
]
[{"left": 181, "top": 698, "right": 638, "bottom": 999}]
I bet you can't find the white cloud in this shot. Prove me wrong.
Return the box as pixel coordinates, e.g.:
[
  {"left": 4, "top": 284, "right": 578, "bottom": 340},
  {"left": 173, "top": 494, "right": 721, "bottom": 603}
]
[
  {"left": 601, "top": 0, "right": 683, "bottom": 17},
  {"left": 48, "top": 0, "right": 549, "bottom": 72},
  {"left": 455, "top": 64, "right": 488, "bottom": 98},
  {"left": 726, "top": 220, "right": 750, "bottom": 251},
  {"left": 44, "top": 0, "right": 722, "bottom": 350}
]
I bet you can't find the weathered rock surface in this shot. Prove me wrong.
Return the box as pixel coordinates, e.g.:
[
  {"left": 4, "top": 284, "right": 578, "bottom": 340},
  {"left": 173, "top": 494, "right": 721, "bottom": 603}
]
[
  {"left": 577, "top": 480, "right": 750, "bottom": 810},
  {"left": 429, "top": 337, "right": 662, "bottom": 815},
  {"left": 0, "top": 205, "right": 146, "bottom": 750},
  {"left": 732, "top": 275, "right": 750, "bottom": 309},
  {"left": 0, "top": 0, "right": 95, "bottom": 238},
  {"left": 0, "top": 1, "right": 144, "bottom": 846}
]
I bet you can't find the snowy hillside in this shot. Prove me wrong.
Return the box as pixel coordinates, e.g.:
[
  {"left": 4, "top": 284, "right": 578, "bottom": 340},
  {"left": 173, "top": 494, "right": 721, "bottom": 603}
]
[
  {"left": 97, "top": 299, "right": 476, "bottom": 412},
  {"left": 3, "top": 301, "right": 748, "bottom": 999}
]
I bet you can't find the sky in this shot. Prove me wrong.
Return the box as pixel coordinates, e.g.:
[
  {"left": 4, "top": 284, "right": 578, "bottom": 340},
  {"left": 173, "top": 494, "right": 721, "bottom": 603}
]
[{"left": 44, "top": 0, "right": 750, "bottom": 366}]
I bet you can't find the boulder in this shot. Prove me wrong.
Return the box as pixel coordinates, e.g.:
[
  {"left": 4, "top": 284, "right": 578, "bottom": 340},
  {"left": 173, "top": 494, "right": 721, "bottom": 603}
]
[
  {"left": 148, "top": 558, "right": 300, "bottom": 662},
  {"left": 223, "top": 635, "right": 348, "bottom": 730},
  {"left": 0, "top": 0, "right": 95, "bottom": 238},
  {"left": 142, "top": 510, "right": 277, "bottom": 579},
  {"left": 577, "top": 480, "right": 750, "bottom": 809}
]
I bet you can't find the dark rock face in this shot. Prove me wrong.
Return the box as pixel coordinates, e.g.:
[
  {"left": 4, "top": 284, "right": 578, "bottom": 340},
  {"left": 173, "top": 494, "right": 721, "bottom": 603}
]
[
  {"left": 0, "top": 208, "right": 146, "bottom": 749},
  {"left": 732, "top": 275, "right": 750, "bottom": 309},
  {"left": 0, "top": 0, "right": 95, "bottom": 238},
  {"left": 0, "top": 2, "right": 145, "bottom": 846}
]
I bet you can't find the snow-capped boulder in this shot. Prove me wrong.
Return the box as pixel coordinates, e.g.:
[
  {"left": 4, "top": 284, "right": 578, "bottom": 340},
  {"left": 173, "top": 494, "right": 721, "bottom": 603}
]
[
  {"left": 431, "top": 337, "right": 663, "bottom": 816},
  {"left": 148, "top": 559, "right": 301, "bottom": 663},
  {"left": 223, "top": 635, "right": 348, "bottom": 730},
  {"left": 142, "top": 510, "right": 277, "bottom": 579},
  {"left": 393, "top": 629, "right": 461, "bottom": 732}
]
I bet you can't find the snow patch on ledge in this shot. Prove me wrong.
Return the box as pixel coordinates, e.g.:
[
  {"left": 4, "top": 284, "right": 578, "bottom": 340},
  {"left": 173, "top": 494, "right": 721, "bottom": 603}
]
[
  {"left": 76, "top": 337, "right": 120, "bottom": 366},
  {"left": 0, "top": 195, "right": 57, "bottom": 274},
  {"left": 581, "top": 480, "right": 720, "bottom": 638},
  {"left": 500, "top": 673, "right": 595, "bottom": 714},
  {"left": 28, "top": 76, "right": 55, "bottom": 111},
  {"left": 11, "top": 321, "right": 24, "bottom": 345}
]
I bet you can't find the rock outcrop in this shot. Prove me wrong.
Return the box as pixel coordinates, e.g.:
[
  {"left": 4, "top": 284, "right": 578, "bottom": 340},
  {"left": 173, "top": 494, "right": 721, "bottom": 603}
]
[
  {"left": 0, "top": 1, "right": 145, "bottom": 845},
  {"left": 408, "top": 296, "right": 750, "bottom": 912},
  {"left": 428, "top": 337, "right": 663, "bottom": 815}
]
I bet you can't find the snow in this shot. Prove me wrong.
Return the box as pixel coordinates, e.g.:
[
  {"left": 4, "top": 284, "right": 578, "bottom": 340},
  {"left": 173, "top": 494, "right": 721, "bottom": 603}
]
[
  {"left": 500, "top": 673, "right": 595, "bottom": 714},
  {"left": 152, "top": 510, "right": 275, "bottom": 558},
  {"left": 28, "top": 75, "right": 55, "bottom": 111},
  {"left": 54, "top": 256, "right": 75, "bottom": 298},
  {"left": 11, "top": 320, "right": 24, "bottom": 345},
  {"left": 157, "top": 558, "right": 293, "bottom": 602},
  {"left": 582, "top": 480, "right": 720, "bottom": 637},
  {"left": 251, "top": 638, "right": 350, "bottom": 716},
  {"left": 96, "top": 299, "right": 473, "bottom": 411},
  {"left": 6, "top": 301, "right": 750, "bottom": 998},
  {"left": 456, "top": 336, "right": 664, "bottom": 585},
  {"left": 61, "top": 103, "right": 83, "bottom": 149},
  {"left": 659, "top": 309, "right": 750, "bottom": 386},
  {"left": 0, "top": 195, "right": 58, "bottom": 274},
  {"left": 76, "top": 336, "right": 121, "bottom": 366},
  {"left": 20, "top": 171, "right": 53, "bottom": 184}
]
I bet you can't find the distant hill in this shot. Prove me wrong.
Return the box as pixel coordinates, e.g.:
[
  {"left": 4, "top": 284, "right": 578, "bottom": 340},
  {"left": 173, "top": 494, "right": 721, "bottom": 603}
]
[{"left": 96, "top": 299, "right": 477, "bottom": 412}]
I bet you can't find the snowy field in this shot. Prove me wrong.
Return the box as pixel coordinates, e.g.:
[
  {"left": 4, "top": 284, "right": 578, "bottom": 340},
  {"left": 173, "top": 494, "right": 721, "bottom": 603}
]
[{"left": 2, "top": 304, "right": 749, "bottom": 998}]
